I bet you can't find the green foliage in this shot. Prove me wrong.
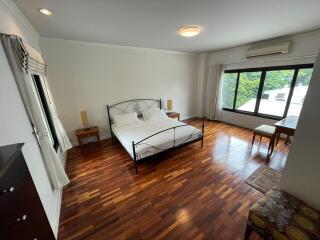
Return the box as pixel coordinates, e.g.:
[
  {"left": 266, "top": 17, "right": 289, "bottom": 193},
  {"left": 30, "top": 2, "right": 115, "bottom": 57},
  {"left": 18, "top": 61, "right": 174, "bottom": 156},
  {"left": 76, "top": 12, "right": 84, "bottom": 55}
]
[
  {"left": 296, "top": 68, "right": 313, "bottom": 86},
  {"left": 236, "top": 72, "right": 261, "bottom": 108}
]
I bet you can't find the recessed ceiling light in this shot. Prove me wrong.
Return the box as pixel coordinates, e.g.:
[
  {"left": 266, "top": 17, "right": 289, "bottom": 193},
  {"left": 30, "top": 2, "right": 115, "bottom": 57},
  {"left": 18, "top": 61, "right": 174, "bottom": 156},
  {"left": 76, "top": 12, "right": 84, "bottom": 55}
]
[
  {"left": 179, "top": 26, "right": 201, "bottom": 37},
  {"left": 39, "top": 8, "right": 53, "bottom": 16}
]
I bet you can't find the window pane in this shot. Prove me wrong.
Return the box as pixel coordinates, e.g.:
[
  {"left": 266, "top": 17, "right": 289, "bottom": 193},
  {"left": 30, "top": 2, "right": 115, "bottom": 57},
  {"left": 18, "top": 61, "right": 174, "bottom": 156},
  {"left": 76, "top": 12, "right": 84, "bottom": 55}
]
[
  {"left": 287, "top": 68, "right": 313, "bottom": 116},
  {"left": 235, "top": 71, "right": 261, "bottom": 112},
  {"left": 258, "top": 70, "right": 295, "bottom": 117},
  {"left": 222, "top": 73, "right": 238, "bottom": 109},
  {"left": 32, "top": 75, "right": 58, "bottom": 148}
]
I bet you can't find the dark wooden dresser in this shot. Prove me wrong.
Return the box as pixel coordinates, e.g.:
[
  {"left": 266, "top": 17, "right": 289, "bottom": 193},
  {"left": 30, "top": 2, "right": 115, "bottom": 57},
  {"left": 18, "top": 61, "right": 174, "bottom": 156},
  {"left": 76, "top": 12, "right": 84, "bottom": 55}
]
[{"left": 0, "top": 143, "right": 55, "bottom": 240}]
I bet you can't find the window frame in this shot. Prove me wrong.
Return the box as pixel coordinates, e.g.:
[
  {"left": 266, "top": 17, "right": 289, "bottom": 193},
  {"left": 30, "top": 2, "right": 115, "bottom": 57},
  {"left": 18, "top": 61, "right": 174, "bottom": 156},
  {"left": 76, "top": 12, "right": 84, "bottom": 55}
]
[
  {"left": 222, "top": 63, "right": 314, "bottom": 120},
  {"left": 32, "top": 75, "right": 59, "bottom": 151}
]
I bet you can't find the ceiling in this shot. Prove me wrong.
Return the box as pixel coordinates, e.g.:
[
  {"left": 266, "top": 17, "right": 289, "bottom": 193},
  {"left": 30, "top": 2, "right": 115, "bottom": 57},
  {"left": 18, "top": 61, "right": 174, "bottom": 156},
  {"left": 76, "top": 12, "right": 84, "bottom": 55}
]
[{"left": 13, "top": 0, "right": 320, "bottom": 52}]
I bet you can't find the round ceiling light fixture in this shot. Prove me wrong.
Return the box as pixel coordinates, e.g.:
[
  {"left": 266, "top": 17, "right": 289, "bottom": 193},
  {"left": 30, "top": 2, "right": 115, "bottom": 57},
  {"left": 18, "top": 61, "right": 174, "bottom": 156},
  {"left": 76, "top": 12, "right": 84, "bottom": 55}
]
[
  {"left": 179, "top": 26, "right": 201, "bottom": 37},
  {"left": 39, "top": 8, "right": 53, "bottom": 16}
]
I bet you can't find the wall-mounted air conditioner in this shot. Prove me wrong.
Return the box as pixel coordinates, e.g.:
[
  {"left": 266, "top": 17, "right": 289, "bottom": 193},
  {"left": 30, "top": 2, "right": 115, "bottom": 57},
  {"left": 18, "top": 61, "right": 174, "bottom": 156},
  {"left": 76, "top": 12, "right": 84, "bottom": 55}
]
[{"left": 245, "top": 42, "right": 291, "bottom": 58}]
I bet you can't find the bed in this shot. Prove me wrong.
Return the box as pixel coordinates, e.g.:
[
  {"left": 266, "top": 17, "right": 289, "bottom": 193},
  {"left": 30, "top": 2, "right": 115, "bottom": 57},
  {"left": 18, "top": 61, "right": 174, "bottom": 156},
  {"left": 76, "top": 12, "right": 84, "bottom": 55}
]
[{"left": 106, "top": 99, "right": 204, "bottom": 173}]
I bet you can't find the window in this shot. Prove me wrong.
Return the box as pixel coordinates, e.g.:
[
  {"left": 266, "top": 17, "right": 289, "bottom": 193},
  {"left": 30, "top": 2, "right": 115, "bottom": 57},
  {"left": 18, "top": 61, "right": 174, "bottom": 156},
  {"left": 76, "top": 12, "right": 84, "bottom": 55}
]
[
  {"left": 32, "top": 75, "right": 59, "bottom": 150},
  {"left": 258, "top": 70, "right": 295, "bottom": 117},
  {"left": 235, "top": 71, "right": 261, "bottom": 112},
  {"left": 222, "top": 64, "right": 313, "bottom": 119},
  {"left": 222, "top": 73, "right": 237, "bottom": 109},
  {"left": 287, "top": 68, "right": 313, "bottom": 116}
]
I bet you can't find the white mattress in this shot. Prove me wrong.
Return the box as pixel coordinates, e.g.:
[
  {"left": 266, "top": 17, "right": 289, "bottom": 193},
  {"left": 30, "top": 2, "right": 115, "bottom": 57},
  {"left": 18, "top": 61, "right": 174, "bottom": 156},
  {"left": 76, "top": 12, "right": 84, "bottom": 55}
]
[{"left": 112, "top": 118, "right": 202, "bottom": 160}]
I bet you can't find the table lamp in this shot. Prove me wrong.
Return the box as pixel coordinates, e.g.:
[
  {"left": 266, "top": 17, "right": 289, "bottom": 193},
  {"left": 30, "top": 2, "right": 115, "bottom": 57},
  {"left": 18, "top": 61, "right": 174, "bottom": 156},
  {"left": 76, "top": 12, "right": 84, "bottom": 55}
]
[
  {"left": 80, "top": 110, "right": 90, "bottom": 130},
  {"left": 167, "top": 99, "right": 173, "bottom": 113}
]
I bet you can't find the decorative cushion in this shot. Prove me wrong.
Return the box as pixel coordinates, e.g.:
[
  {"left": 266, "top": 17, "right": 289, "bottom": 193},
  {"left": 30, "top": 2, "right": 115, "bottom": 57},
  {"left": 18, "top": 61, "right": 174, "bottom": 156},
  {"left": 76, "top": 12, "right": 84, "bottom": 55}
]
[
  {"left": 248, "top": 188, "right": 320, "bottom": 240},
  {"left": 254, "top": 125, "right": 276, "bottom": 137}
]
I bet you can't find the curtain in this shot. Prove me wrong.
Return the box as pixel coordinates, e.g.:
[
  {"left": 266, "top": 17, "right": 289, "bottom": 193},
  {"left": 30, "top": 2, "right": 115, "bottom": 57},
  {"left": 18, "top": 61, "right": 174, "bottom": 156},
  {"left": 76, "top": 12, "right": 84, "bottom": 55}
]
[
  {"left": 208, "top": 64, "right": 225, "bottom": 120},
  {"left": 1, "top": 34, "right": 70, "bottom": 189}
]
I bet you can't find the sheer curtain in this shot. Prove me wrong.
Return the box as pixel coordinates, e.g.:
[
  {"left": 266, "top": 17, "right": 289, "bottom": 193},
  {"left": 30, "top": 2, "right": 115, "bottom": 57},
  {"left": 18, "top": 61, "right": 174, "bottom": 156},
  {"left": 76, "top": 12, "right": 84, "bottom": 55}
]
[
  {"left": 208, "top": 64, "right": 225, "bottom": 121},
  {"left": 1, "top": 34, "right": 71, "bottom": 189}
]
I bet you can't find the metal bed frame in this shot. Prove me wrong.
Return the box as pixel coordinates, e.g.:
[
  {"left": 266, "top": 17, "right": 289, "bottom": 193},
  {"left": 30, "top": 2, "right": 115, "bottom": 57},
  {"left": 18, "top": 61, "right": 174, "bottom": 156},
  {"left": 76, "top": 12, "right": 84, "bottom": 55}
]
[{"left": 106, "top": 99, "right": 204, "bottom": 173}]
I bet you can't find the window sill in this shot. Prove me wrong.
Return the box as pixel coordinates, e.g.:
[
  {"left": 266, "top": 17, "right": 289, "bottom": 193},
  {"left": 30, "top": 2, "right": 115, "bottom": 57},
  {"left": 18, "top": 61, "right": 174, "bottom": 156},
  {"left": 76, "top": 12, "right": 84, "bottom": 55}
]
[{"left": 222, "top": 108, "right": 282, "bottom": 121}]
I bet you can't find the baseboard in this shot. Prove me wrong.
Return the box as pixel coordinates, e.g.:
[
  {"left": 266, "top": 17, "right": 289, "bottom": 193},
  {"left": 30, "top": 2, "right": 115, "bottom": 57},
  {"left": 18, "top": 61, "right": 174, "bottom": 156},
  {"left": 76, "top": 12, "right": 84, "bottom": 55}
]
[{"left": 71, "top": 134, "right": 110, "bottom": 147}]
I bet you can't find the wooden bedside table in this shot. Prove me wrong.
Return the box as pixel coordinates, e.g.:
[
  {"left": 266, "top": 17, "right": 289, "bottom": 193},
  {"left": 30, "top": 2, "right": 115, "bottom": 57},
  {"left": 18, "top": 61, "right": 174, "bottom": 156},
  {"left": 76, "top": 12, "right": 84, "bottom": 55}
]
[
  {"left": 166, "top": 112, "right": 180, "bottom": 121},
  {"left": 75, "top": 126, "right": 100, "bottom": 145}
]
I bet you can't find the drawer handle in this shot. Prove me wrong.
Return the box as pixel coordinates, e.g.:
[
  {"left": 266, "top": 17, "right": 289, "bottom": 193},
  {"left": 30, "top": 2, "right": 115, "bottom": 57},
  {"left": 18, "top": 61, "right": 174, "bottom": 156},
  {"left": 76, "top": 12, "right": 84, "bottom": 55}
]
[
  {"left": 16, "top": 214, "right": 27, "bottom": 222},
  {"left": 2, "top": 186, "right": 15, "bottom": 194}
]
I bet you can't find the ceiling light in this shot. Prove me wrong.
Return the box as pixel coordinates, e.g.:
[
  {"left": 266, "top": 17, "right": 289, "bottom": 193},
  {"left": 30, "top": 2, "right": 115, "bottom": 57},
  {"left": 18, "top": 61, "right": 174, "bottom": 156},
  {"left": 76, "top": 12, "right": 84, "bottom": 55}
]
[
  {"left": 179, "top": 26, "right": 201, "bottom": 37},
  {"left": 39, "top": 8, "right": 53, "bottom": 16}
]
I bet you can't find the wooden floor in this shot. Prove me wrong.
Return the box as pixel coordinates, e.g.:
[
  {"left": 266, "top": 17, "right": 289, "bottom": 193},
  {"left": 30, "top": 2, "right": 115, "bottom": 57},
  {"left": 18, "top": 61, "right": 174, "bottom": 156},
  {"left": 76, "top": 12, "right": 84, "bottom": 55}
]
[{"left": 58, "top": 119, "right": 288, "bottom": 240}]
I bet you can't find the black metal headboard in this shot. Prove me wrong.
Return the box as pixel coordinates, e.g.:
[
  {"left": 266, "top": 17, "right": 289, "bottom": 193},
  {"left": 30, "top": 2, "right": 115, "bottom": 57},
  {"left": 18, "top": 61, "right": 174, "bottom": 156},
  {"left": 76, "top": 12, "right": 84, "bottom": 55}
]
[{"left": 106, "top": 98, "right": 161, "bottom": 137}]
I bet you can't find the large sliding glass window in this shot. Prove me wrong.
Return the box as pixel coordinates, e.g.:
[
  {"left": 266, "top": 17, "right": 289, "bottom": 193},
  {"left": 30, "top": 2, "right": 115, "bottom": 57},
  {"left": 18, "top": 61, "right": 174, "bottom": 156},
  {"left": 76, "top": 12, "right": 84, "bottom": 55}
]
[{"left": 222, "top": 64, "right": 313, "bottom": 119}]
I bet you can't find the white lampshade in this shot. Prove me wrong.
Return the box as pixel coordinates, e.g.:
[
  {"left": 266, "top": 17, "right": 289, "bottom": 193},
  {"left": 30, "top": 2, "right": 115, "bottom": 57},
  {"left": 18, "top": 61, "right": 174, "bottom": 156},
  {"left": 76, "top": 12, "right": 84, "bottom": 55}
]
[
  {"left": 167, "top": 99, "right": 173, "bottom": 111},
  {"left": 80, "top": 110, "right": 89, "bottom": 128}
]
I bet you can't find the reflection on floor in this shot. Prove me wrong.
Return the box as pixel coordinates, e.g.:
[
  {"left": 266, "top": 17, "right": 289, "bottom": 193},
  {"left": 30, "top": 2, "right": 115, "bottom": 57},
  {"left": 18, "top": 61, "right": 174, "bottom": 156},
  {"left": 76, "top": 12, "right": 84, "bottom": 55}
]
[{"left": 58, "top": 119, "right": 288, "bottom": 240}]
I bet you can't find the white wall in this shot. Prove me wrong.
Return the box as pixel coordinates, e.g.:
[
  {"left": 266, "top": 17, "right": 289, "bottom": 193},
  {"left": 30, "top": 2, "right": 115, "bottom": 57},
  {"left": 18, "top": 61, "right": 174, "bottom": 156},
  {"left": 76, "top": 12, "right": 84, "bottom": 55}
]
[
  {"left": 40, "top": 38, "right": 200, "bottom": 144},
  {"left": 280, "top": 52, "right": 320, "bottom": 209},
  {"left": 0, "top": 0, "right": 63, "bottom": 237},
  {"left": 202, "top": 30, "right": 320, "bottom": 129}
]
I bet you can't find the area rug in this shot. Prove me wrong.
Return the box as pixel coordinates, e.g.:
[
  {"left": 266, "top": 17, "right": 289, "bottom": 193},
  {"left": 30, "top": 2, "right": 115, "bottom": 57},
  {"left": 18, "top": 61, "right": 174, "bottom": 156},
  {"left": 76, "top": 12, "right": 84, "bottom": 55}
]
[{"left": 245, "top": 165, "right": 282, "bottom": 194}]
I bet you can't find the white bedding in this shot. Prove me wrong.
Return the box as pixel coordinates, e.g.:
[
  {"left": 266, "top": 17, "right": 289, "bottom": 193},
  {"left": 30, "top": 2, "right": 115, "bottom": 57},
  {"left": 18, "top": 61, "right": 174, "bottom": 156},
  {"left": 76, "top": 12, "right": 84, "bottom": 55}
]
[{"left": 112, "top": 118, "right": 202, "bottom": 160}]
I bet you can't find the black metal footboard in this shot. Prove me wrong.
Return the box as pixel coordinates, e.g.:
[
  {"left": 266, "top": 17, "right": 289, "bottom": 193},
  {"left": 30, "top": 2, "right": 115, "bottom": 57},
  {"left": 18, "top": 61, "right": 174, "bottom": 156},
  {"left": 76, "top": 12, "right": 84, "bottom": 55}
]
[{"left": 132, "top": 122, "right": 204, "bottom": 173}]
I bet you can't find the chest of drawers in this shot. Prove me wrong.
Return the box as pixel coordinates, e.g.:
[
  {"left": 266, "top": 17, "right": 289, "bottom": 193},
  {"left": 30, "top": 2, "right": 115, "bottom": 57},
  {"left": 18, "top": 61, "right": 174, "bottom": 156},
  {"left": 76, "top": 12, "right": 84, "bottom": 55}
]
[{"left": 0, "top": 143, "right": 55, "bottom": 240}]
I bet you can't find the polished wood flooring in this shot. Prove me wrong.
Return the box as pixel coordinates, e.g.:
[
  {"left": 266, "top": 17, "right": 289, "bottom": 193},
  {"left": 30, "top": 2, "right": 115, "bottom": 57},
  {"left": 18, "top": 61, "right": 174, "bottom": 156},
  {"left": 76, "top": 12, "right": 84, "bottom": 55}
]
[{"left": 58, "top": 119, "right": 288, "bottom": 240}]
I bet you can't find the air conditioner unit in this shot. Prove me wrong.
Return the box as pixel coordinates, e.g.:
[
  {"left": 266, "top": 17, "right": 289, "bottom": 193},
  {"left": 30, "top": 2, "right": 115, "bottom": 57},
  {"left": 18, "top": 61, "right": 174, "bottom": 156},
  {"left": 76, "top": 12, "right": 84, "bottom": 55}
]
[{"left": 245, "top": 42, "right": 291, "bottom": 58}]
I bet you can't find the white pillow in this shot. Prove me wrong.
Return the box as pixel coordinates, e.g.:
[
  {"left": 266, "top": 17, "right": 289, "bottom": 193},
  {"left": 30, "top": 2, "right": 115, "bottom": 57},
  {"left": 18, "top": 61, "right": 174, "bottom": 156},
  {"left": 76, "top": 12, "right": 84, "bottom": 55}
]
[
  {"left": 113, "top": 112, "right": 140, "bottom": 127},
  {"left": 142, "top": 109, "right": 168, "bottom": 121}
]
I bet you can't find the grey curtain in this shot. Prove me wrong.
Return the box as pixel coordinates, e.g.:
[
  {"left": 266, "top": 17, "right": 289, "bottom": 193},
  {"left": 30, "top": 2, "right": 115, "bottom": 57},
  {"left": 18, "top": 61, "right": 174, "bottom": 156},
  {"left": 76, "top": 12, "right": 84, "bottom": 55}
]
[
  {"left": 208, "top": 64, "right": 225, "bottom": 120},
  {"left": 1, "top": 34, "right": 70, "bottom": 189}
]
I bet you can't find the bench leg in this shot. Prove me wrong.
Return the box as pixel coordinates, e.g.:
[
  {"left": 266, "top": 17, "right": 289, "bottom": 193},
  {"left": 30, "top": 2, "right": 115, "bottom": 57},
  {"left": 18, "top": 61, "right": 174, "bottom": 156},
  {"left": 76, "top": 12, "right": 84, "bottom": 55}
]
[
  {"left": 285, "top": 135, "right": 290, "bottom": 145},
  {"left": 244, "top": 224, "right": 253, "bottom": 240},
  {"left": 267, "top": 139, "right": 272, "bottom": 155},
  {"left": 276, "top": 133, "right": 280, "bottom": 146},
  {"left": 251, "top": 133, "right": 256, "bottom": 146}
]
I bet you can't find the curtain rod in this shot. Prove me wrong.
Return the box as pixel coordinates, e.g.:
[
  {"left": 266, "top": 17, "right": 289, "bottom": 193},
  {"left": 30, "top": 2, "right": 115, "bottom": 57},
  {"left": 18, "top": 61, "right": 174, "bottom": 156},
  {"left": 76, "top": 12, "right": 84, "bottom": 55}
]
[{"left": 225, "top": 54, "right": 318, "bottom": 66}]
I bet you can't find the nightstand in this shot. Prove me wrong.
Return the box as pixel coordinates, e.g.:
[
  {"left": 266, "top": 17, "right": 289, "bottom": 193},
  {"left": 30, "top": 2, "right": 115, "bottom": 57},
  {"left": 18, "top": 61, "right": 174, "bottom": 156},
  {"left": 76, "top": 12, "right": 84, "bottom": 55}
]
[
  {"left": 166, "top": 112, "right": 180, "bottom": 121},
  {"left": 75, "top": 126, "right": 100, "bottom": 145}
]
